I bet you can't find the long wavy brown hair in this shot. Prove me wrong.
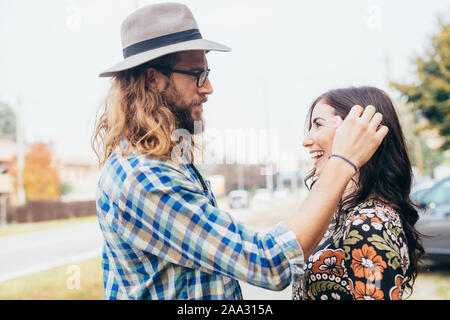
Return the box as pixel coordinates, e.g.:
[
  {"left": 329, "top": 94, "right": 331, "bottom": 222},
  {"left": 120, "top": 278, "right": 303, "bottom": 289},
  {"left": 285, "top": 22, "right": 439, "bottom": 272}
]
[
  {"left": 92, "top": 53, "right": 181, "bottom": 166},
  {"left": 304, "top": 86, "right": 424, "bottom": 297}
]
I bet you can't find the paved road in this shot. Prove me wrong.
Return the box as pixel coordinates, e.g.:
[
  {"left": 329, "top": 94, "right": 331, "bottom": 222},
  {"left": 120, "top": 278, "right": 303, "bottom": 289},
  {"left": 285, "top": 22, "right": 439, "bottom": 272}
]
[{"left": 0, "top": 220, "right": 103, "bottom": 283}]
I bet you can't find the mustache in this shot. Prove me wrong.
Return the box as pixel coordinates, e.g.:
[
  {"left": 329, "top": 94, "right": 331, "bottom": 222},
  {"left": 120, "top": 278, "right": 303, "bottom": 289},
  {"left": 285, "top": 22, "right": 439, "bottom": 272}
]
[{"left": 188, "top": 96, "right": 208, "bottom": 108}]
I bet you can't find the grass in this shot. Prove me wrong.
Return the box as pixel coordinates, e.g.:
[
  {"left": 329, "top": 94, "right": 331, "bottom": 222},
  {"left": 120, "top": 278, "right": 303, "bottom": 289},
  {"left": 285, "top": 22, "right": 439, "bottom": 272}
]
[
  {"left": 0, "top": 215, "right": 97, "bottom": 238},
  {"left": 0, "top": 256, "right": 104, "bottom": 300},
  {"left": 407, "top": 265, "right": 450, "bottom": 300}
]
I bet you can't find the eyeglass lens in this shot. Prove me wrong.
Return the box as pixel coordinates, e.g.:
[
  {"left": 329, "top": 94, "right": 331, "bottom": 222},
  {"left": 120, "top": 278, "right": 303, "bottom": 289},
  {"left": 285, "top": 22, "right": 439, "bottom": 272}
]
[{"left": 198, "top": 70, "right": 208, "bottom": 87}]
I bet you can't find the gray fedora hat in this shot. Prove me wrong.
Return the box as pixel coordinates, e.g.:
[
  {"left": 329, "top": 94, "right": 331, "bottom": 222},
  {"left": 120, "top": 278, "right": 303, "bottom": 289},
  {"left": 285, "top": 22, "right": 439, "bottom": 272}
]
[{"left": 99, "top": 2, "right": 231, "bottom": 77}]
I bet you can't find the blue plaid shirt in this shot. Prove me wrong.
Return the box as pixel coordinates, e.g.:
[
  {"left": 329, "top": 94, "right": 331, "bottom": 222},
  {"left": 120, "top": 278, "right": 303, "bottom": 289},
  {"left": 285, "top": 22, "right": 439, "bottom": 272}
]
[{"left": 96, "top": 149, "right": 304, "bottom": 300}]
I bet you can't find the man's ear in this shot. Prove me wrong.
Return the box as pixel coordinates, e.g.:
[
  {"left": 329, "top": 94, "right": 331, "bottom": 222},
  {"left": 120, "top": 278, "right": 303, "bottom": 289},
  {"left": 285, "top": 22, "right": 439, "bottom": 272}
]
[{"left": 146, "top": 68, "right": 165, "bottom": 90}]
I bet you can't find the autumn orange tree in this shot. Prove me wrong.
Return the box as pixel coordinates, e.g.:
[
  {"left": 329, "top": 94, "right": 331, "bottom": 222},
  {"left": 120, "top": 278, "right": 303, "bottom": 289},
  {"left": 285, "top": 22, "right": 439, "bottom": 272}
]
[{"left": 10, "top": 142, "right": 60, "bottom": 201}]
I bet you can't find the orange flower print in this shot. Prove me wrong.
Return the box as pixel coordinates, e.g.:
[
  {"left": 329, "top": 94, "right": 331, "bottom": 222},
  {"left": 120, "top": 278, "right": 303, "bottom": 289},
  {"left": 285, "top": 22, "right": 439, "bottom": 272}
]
[
  {"left": 389, "top": 274, "right": 404, "bottom": 300},
  {"left": 350, "top": 213, "right": 368, "bottom": 221},
  {"left": 347, "top": 213, "right": 368, "bottom": 226},
  {"left": 369, "top": 216, "right": 383, "bottom": 230},
  {"left": 353, "top": 281, "right": 384, "bottom": 300},
  {"left": 350, "top": 244, "right": 387, "bottom": 282},
  {"left": 312, "top": 250, "right": 345, "bottom": 277}
]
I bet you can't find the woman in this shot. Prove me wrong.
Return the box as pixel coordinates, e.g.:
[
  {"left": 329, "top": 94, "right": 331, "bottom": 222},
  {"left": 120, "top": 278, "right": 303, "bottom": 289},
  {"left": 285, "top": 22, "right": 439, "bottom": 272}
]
[{"left": 294, "top": 86, "right": 424, "bottom": 300}]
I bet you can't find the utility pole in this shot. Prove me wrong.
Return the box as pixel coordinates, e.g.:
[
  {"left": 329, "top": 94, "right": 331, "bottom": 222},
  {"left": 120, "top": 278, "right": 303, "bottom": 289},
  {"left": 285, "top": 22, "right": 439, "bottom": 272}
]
[
  {"left": 260, "top": 78, "right": 273, "bottom": 194},
  {"left": 16, "top": 96, "right": 26, "bottom": 206},
  {"left": 237, "top": 164, "right": 244, "bottom": 190},
  {"left": 0, "top": 194, "right": 6, "bottom": 226},
  {"left": 0, "top": 166, "right": 8, "bottom": 225}
]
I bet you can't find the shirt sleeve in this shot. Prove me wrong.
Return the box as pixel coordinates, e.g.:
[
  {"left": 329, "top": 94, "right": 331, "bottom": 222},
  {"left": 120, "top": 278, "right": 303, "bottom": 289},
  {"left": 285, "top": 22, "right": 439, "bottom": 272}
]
[
  {"left": 115, "top": 162, "right": 304, "bottom": 291},
  {"left": 342, "top": 207, "right": 408, "bottom": 300}
]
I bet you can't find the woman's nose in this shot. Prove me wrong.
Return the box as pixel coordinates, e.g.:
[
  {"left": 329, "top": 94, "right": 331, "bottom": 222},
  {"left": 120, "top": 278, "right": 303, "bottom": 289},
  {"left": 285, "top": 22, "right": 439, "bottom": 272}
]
[{"left": 302, "top": 134, "right": 314, "bottom": 148}]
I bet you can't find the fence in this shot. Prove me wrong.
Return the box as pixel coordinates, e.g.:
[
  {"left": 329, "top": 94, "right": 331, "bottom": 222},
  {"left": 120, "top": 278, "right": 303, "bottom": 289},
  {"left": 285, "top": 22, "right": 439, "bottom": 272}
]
[{"left": 5, "top": 200, "right": 96, "bottom": 223}]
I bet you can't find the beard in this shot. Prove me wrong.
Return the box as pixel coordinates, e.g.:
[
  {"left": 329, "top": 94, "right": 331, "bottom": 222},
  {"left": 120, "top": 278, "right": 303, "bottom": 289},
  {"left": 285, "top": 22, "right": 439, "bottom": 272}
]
[{"left": 160, "top": 80, "right": 206, "bottom": 134}]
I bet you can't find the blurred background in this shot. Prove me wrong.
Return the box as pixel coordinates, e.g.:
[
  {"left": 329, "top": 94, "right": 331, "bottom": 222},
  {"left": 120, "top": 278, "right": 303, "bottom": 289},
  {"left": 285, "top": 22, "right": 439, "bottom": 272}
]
[{"left": 0, "top": 0, "right": 449, "bottom": 299}]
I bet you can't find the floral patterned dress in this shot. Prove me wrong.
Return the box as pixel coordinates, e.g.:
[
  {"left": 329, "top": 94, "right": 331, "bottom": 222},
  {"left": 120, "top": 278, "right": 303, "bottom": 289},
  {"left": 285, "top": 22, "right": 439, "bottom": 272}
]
[{"left": 293, "top": 199, "right": 410, "bottom": 300}]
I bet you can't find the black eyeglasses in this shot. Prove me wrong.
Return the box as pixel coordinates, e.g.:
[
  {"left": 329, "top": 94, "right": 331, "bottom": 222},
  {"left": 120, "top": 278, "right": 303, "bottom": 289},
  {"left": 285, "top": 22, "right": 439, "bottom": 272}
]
[{"left": 155, "top": 66, "right": 210, "bottom": 88}]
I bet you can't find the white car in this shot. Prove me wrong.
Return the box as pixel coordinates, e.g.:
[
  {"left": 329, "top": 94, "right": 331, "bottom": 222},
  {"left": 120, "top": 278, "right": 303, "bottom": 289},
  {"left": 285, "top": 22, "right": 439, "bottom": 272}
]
[{"left": 228, "top": 190, "right": 250, "bottom": 209}]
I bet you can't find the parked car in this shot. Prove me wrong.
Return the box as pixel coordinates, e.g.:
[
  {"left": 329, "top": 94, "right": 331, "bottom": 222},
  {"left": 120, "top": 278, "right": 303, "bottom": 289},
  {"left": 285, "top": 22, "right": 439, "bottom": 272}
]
[
  {"left": 411, "top": 187, "right": 432, "bottom": 204},
  {"left": 410, "top": 175, "right": 435, "bottom": 204},
  {"left": 252, "top": 188, "right": 273, "bottom": 206},
  {"left": 415, "top": 176, "right": 450, "bottom": 264},
  {"left": 228, "top": 190, "right": 250, "bottom": 209}
]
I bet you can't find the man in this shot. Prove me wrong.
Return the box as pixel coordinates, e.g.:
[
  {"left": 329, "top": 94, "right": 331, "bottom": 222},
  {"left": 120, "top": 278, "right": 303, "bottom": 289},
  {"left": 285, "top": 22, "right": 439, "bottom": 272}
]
[{"left": 94, "top": 3, "right": 388, "bottom": 299}]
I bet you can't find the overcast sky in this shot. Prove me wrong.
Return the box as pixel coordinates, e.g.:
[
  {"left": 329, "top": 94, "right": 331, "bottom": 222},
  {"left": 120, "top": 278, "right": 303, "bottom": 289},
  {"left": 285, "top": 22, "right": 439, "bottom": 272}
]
[{"left": 0, "top": 0, "right": 449, "bottom": 167}]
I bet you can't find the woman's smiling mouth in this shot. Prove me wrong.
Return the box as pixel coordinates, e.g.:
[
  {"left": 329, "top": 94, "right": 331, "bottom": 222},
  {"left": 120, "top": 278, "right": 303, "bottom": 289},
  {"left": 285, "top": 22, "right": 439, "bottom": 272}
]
[{"left": 310, "top": 150, "right": 325, "bottom": 166}]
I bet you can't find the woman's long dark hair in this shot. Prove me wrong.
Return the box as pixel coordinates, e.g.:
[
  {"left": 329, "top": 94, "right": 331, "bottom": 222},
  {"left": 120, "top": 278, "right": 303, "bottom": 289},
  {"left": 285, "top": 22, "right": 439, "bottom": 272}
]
[{"left": 305, "top": 86, "right": 424, "bottom": 296}]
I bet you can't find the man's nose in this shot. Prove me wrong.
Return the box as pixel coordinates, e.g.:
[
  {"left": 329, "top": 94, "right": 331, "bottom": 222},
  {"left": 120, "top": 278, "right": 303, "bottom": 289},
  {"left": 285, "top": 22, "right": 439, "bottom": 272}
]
[{"left": 198, "top": 77, "right": 213, "bottom": 95}]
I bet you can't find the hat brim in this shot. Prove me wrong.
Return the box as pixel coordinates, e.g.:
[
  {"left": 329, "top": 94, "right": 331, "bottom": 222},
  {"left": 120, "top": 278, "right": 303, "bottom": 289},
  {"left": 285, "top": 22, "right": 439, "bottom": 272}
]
[{"left": 99, "top": 38, "right": 231, "bottom": 77}]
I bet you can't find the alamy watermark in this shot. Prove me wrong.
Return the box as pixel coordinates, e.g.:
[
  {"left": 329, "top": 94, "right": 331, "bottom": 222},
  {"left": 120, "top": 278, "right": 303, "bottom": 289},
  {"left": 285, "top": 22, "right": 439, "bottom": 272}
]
[
  {"left": 170, "top": 121, "right": 280, "bottom": 170},
  {"left": 366, "top": 5, "right": 382, "bottom": 30},
  {"left": 66, "top": 4, "right": 81, "bottom": 30},
  {"left": 66, "top": 264, "right": 81, "bottom": 290}
]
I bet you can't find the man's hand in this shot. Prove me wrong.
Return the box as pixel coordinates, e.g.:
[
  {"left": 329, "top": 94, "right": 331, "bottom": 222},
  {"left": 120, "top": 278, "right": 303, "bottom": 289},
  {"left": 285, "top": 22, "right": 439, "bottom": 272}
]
[{"left": 332, "top": 105, "right": 388, "bottom": 169}]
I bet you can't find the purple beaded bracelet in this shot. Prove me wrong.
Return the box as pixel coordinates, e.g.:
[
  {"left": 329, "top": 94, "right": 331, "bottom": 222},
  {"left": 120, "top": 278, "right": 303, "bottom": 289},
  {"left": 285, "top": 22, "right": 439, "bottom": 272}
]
[{"left": 328, "top": 154, "right": 358, "bottom": 174}]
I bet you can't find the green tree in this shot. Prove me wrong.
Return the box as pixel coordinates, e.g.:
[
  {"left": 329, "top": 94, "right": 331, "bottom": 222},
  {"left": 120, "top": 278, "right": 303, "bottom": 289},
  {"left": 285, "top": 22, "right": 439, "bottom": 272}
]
[
  {"left": 60, "top": 181, "right": 73, "bottom": 196},
  {"left": 391, "top": 21, "right": 450, "bottom": 151},
  {"left": 0, "top": 102, "right": 16, "bottom": 141}
]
